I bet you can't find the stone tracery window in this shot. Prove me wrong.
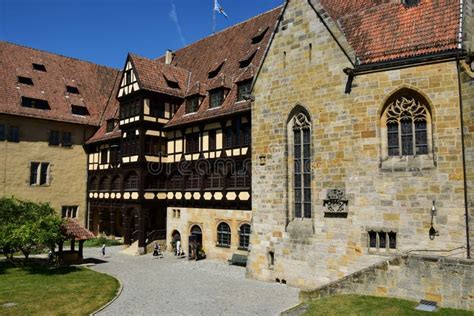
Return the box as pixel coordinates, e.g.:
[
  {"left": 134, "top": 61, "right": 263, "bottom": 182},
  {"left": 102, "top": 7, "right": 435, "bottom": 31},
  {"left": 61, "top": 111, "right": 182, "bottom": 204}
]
[
  {"left": 385, "top": 96, "right": 428, "bottom": 156},
  {"left": 291, "top": 112, "right": 311, "bottom": 219}
]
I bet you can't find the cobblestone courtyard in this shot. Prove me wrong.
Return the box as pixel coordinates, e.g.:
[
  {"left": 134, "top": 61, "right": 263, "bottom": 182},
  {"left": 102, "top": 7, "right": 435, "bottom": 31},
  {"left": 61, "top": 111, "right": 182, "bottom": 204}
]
[{"left": 83, "top": 246, "right": 299, "bottom": 315}]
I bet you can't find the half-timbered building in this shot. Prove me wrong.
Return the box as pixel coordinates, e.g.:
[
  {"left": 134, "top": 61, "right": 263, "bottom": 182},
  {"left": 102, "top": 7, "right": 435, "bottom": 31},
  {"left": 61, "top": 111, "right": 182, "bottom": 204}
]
[{"left": 85, "top": 7, "right": 281, "bottom": 257}]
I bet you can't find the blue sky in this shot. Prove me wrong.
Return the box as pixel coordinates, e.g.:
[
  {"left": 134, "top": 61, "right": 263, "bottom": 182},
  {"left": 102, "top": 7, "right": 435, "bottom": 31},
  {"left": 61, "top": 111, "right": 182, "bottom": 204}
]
[{"left": 0, "top": 0, "right": 283, "bottom": 69}]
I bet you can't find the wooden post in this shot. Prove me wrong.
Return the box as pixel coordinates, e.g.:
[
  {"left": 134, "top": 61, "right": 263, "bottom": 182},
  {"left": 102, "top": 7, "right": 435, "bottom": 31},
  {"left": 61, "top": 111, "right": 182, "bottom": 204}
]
[
  {"left": 78, "top": 240, "right": 84, "bottom": 259},
  {"left": 71, "top": 239, "right": 75, "bottom": 251}
]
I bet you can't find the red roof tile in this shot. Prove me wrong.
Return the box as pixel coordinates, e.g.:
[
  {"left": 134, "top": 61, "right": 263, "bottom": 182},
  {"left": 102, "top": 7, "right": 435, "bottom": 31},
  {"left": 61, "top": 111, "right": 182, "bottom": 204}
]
[
  {"left": 63, "top": 218, "right": 95, "bottom": 241},
  {"left": 159, "top": 6, "right": 283, "bottom": 127},
  {"left": 0, "top": 41, "right": 120, "bottom": 126},
  {"left": 129, "top": 54, "right": 190, "bottom": 98},
  {"left": 319, "top": 0, "right": 461, "bottom": 64}
]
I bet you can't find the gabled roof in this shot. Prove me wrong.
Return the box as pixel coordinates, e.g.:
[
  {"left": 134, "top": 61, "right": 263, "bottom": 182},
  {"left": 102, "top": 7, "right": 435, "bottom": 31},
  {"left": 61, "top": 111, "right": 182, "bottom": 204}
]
[
  {"left": 0, "top": 41, "right": 120, "bottom": 126},
  {"left": 159, "top": 6, "right": 283, "bottom": 127},
  {"left": 318, "top": 0, "right": 461, "bottom": 64},
  {"left": 128, "top": 54, "right": 190, "bottom": 98}
]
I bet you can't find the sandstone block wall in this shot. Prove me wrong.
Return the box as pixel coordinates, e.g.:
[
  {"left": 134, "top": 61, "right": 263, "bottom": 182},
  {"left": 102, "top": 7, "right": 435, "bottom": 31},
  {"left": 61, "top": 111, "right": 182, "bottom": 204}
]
[
  {"left": 248, "top": 0, "right": 471, "bottom": 289},
  {"left": 166, "top": 207, "right": 251, "bottom": 260},
  {"left": 300, "top": 255, "right": 474, "bottom": 311}
]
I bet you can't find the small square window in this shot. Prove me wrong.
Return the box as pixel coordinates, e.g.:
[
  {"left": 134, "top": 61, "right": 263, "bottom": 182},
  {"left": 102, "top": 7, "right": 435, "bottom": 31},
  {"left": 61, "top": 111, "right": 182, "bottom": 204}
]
[
  {"left": 49, "top": 130, "right": 60, "bottom": 146},
  {"left": 209, "top": 89, "right": 224, "bottom": 108},
  {"left": 106, "top": 119, "right": 117, "bottom": 133},
  {"left": 61, "top": 206, "right": 78, "bottom": 218},
  {"left": 21, "top": 97, "right": 50, "bottom": 110},
  {"left": 8, "top": 126, "right": 19, "bottom": 142},
  {"left": 18, "top": 76, "right": 34, "bottom": 85},
  {"left": 32, "top": 63, "right": 46, "bottom": 72},
  {"left": 30, "top": 162, "right": 49, "bottom": 186},
  {"left": 62, "top": 132, "right": 72, "bottom": 147},
  {"left": 66, "top": 86, "right": 80, "bottom": 94},
  {"left": 71, "top": 105, "right": 89, "bottom": 116},
  {"left": 237, "top": 80, "right": 252, "bottom": 101},
  {"left": 186, "top": 96, "right": 199, "bottom": 113}
]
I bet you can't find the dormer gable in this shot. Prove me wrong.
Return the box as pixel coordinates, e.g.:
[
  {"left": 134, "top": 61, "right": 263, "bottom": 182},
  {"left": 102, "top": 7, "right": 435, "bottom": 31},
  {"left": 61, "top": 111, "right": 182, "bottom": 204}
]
[{"left": 117, "top": 57, "right": 141, "bottom": 98}]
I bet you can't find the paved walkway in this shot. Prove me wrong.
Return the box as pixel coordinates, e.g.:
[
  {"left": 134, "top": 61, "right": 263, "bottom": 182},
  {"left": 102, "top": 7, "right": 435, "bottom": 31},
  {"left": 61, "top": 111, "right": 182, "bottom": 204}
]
[{"left": 83, "top": 246, "right": 299, "bottom": 316}]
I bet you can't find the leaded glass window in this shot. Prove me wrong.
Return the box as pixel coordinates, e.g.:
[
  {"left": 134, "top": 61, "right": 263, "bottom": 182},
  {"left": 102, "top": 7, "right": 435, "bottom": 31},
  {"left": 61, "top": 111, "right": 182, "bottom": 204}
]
[
  {"left": 217, "top": 223, "right": 231, "bottom": 247},
  {"left": 293, "top": 113, "right": 311, "bottom": 219},
  {"left": 385, "top": 97, "right": 429, "bottom": 157}
]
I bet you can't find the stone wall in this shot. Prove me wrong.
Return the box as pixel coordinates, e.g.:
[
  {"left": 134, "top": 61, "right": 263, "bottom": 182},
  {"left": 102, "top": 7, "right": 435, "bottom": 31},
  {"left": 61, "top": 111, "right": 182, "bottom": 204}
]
[
  {"left": 0, "top": 114, "right": 95, "bottom": 225},
  {"left": 248, "top": 0, "right": 470, "bottom": 289},
  {"left": 300, "top": 255, "right": 474, "bottom": 311},
  {"left": 166, "top": 207, "right": 251, "bottom": 260}
]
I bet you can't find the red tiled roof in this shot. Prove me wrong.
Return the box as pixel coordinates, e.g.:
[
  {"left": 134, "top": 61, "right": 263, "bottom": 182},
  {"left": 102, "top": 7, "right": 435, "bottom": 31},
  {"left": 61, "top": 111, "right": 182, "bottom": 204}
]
[
  {"left": 86, "top": 73, "right": 122, "bottom": 144},
  {"left": 158, "top": 6, "right": 283, "bottom": 127},
  {"left": 62, "top": 218, "right": 95, "bottom": 241},
  {"left": 0, "top": 41, "right": 120, "bottom": 126},
  {"left": 319, "top": 0, "right": 461, "bottom": 64},
  {"left": 129, "top": 54, "right": 190, "bottom": 98}
]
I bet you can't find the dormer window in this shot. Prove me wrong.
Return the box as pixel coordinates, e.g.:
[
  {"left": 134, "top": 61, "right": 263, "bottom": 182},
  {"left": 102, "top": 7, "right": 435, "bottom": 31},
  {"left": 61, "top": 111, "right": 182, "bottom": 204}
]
[
  {"left": 209, "top": 89, "right": 224, "bottom": 108},
  {"left": 66, "top": 86, "right": 80, "bottom": 94},
  {"left": 186, "top": 96, "right": 200, "bottom": 113},
  {"left": 208, "top": 61, "right": 225, "bottom": 79},
  {"left": 106, "top": 119, "right": 118, "bottom": 133},
  {"left": 237, "top": 80, "right": 252, "bottom": 101},
  {"left": 71, "top": 105, "right": 89, "bottom": 116},
  {"left": 18, "top": 76, "right": 33, "bottom": 85},
  {"left": 403, "top": 0, "right": 420, "bottom": 6},
  {"left": 164, "top": 75, "right": 180, "bottom": 89},
  {"left": 239, "top": 50, "right": 257, "bottom": 68},
  {"left": 32, "top": 63, "right": 46, "bottom": 72},
  {"left": 21, "top": 97, "right": 50, "bottom": 110},
  {"left": 251, "top": 27, "right": 268, "bottom": 44}
]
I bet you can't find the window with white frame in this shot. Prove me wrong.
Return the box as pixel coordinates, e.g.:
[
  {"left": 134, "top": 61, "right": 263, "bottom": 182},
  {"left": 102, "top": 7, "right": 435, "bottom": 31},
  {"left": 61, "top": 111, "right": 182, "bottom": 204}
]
[
  {"left": 62, "top": 206, "right": 78, "bottom": 218},
  {"left": 30, "top": 162, "right": 50, "bottom": 186}
]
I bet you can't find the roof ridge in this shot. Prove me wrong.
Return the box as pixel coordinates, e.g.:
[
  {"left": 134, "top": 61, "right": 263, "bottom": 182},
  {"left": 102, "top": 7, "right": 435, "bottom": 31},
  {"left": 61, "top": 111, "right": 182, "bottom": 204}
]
[
  {"left": 0, "top": 40, "right": 120, "bottom": 71},
  {"left": 154, "top": 5, "right": 284, "bottom": 61}
]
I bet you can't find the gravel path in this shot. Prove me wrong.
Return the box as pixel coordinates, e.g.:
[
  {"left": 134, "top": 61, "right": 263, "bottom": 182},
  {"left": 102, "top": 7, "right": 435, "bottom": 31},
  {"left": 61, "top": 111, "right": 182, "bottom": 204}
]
[{"left": 83, "top": 246, "right": 299, "bottom": 316}]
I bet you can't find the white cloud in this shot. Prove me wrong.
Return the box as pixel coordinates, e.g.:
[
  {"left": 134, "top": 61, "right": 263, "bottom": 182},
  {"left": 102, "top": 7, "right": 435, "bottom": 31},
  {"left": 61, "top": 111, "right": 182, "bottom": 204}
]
[{"left": 169, "top": 1, "right": 186, "bottom": 47}]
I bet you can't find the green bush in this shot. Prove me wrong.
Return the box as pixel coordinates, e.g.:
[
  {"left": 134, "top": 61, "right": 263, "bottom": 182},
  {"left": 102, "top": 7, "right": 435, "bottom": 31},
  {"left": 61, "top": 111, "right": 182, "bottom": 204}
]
[{"left": 84, "top": 237, "right": 122, "bottom": 248}]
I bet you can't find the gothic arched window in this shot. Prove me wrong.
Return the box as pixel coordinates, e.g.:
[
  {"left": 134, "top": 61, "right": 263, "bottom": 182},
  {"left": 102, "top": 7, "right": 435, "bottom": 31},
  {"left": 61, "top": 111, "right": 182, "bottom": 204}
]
[
  {"left": 290, "top": 111, "right": 311, "bottom": 219},
  {"left": 384, "top": 96, "right": 430, "bottom": 157}
]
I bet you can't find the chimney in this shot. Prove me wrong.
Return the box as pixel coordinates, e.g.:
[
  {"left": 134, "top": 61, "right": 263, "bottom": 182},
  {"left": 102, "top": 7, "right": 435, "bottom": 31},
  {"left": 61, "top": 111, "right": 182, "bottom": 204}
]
[{"left": 165, "top": 49, "right": 174, "bottom": 65}]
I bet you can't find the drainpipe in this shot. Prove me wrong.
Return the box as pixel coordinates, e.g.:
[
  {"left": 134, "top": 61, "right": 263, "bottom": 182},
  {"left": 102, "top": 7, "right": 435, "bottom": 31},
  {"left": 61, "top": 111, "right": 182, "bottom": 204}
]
[{"left": 456, "top": 59, "right": 472, "bottom": 259}]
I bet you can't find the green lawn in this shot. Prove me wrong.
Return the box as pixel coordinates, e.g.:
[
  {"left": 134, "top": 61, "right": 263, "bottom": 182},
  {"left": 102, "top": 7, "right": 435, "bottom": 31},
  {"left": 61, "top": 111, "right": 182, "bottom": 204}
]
[
  {"left": 0, "top": 261, "right": 120, "bottom": 316},
  {"left": 288, "top": 295, "right": 473, "bottom": 316}
]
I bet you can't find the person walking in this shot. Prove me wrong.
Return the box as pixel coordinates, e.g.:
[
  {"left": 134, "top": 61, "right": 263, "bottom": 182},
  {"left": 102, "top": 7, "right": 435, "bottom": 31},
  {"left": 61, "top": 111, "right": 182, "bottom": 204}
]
[
  {"left": 153, "top": 242, "right": 159, "bottom": 258},
  {"left": 101, "top": 244, "right": 106, "bottom": 257},
  {"left": 176, "top": 239, "right": 181, "bottom": 256}
]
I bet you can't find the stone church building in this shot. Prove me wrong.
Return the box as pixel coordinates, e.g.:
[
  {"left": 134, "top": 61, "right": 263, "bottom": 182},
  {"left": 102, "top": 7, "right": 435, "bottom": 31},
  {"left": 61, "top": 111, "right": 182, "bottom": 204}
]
[{"left": 248, "top": 0, "right": 474, "bottom": 289}]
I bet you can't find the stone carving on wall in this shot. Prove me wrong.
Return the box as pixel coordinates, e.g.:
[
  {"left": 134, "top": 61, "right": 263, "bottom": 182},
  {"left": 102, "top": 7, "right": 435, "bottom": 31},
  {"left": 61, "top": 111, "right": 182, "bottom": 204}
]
[{"left": 323, "top": 189, "right": 348, "bottom": 218}]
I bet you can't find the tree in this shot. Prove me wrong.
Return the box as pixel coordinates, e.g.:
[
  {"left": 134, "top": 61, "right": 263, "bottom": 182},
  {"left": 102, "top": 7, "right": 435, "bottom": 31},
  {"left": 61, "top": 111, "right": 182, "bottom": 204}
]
[{"left": 0, "top": 197, "right": 63, "bottom": 264}]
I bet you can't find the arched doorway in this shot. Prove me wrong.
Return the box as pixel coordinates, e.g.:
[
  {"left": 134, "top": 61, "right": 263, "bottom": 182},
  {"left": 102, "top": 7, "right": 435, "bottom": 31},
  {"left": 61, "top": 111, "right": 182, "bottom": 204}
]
[
  {"left": 189, "top": 225, "right": 203, "bottom": 260},
  {"left": 190, "top": 225, "right": 202, "bottom": 246},
  {"left": 171, "top": 230, "right": 181, "bottom": 254}
]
